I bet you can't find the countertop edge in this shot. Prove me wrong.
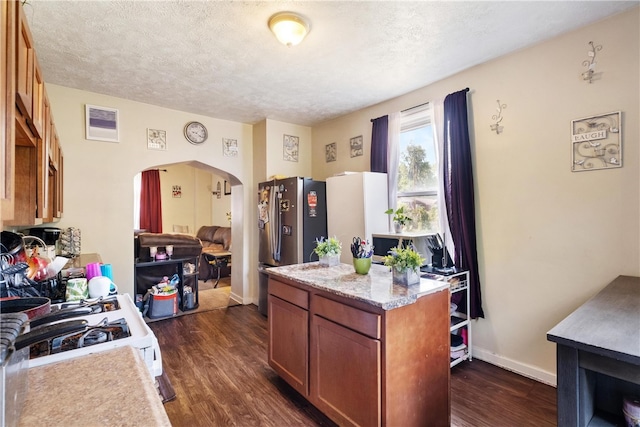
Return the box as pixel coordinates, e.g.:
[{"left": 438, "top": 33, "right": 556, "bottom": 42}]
[{"left": 266, "top": 263, "right": 449, "bottom": 310}]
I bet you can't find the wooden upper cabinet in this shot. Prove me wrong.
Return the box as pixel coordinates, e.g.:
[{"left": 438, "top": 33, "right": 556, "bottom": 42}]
[
  {"left": 15, "top": 1, "right": 33, "bottom": 120},
  {"left": 30, "top": 54, "right": 44, "bottom": 137},
  {"left": 1, "top": 0, "right": 17, "bottom": 225}
]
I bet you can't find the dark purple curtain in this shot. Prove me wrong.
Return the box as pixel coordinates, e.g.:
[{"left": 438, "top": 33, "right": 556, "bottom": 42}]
[
  {"left": 443, "top": 89, "right": 484, "bottom": 319},
  {"left": 140, "top": 170, "right": 163, "bottom": 233},
  {"left": 370, "top": 115, "right": 389, "bottom": 173}
]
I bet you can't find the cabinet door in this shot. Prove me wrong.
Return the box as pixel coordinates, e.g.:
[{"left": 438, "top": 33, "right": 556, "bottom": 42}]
[
  {"left": 310, "top": 315, "right": 381, "bottom": 427},
  {"left": 1, "top": 0, "right": 16, "bottom": 224},
  {"left": 268, "top": 294, "right": 309, "bottom": 396},
  {"left": 15, "top": 2, "right": 33, "bottom": 120}
]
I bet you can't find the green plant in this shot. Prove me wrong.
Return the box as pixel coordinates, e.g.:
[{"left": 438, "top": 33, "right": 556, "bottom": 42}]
[
  {"left": 385, "top": 206, "right": 412, "bottom": 226},
  {"left": 313, "top": 236, "right": 342, "bottom": 257},
  {"left": 383, "top": 244, "right": 425, "bottom": 273}
]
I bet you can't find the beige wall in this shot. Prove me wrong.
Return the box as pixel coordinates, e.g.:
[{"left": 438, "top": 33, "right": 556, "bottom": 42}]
[
  {"left": 46, "top": 85, "right": 254, "bottom": 305},
  {"left": 312, "top": 8, "right": 640, "bottom": 384},
  {"left": 158, "top": 164, "right": 231, "bottom": 233}
]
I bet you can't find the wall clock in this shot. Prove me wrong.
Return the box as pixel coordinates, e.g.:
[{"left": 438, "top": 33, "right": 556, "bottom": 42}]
[{"left": 184, "top": 121, "right": 208, "bottom": 145}]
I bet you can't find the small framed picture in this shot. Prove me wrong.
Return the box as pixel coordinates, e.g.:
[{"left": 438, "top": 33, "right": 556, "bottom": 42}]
[
  {"left": 325, "top": 142, "right": 337, "bottom": 162},
  {"left": 147, "top": 129, "right": 167, "bottom": 151},
  {"left": 172, "top": 185, "right": 182, "bottom": 198},
  {"left": 224, "top": 180, "right": 231, "bottom": 195},
  {"left": 223, "top": 138, "right": 238, "bottom": 157},
  {"left": 85, "top": 104, "right": 119, "bottom": 142},
  {"left": 571, "top": 111, "right": 622, "bottom": 171},
  {"left": 350, "top": 135, "right": 363, "bottom": 157},
  {"left": 283, "top": 134, "right": 299, "bottom": 162}
]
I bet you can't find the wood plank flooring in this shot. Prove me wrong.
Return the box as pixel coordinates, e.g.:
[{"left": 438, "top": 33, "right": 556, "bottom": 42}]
[{"left": 149, "top": 305, "right": 557, "bottom": 426}]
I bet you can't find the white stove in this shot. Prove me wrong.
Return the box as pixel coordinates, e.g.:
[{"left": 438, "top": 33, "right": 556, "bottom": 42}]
[{"left": 27, "top": 294, "right": 162, "bottom": 378}]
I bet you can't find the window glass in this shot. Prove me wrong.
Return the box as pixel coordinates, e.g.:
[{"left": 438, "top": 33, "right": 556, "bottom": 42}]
[{"left": 396, "top": 106, "right": 439, "bottom": 232}]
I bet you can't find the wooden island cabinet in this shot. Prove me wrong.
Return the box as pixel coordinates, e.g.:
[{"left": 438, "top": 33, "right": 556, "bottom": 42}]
[{"left": 267, "top": 263, "right": 451, "bottom": 427}]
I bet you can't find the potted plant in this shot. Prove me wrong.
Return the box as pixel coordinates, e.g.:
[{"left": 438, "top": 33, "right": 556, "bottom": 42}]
[
  {"left": 383, "top": 244, "right": 425, "bottom": 286},
  {"left": 314, "top": 236, "right": 342, "bottom": 266},
  {"left": 385, "top": 206, "right": 412, "bottom": 233}
]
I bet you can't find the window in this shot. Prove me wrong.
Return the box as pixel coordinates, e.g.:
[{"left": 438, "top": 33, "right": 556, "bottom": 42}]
[{"left": 396, "top": 104, "right": 439, "bottom": 232}]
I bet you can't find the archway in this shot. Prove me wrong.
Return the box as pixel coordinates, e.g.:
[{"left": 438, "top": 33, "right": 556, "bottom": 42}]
[{"left": 134, "top": 160, "right": 247, "bottom": 307}]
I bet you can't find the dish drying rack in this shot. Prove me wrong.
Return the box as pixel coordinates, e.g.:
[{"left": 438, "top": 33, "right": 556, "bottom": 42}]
[{"left": 1, "top": 236, "right": 65, "bottom": 300}]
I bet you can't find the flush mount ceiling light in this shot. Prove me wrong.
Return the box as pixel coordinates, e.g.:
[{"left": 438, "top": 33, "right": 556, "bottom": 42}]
[{"left": 268, "top": 12, "right": 310, "bottom": 47}]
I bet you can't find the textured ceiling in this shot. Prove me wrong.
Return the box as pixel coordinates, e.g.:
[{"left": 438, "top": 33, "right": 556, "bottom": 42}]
[{"left": 25, "top": 1, "right": 637, "bottom": 126}]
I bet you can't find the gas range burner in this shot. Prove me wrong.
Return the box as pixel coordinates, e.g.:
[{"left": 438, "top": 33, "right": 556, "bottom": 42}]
[
  {"left": 55, "top": 295, "right": 121, "bottom": 313},
  {"left": 29, "top": 317, "right": 131, "bottom": 359}
]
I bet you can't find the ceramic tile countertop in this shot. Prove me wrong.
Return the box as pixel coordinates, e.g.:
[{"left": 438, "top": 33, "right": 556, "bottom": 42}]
[
  {"left": 266, "top": 262, "right": 448, "bottom": 310},
  {"left": 19, "top": 346, "right": 170, "bottom": 427}
]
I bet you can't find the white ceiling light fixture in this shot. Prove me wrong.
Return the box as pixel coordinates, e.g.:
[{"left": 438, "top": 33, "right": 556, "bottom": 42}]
[{"left": 268, "top": 12, "right": 310, "bottom": 47}]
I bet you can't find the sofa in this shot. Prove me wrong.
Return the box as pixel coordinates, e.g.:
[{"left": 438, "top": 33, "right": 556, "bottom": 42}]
[{"left": 196, "top": 226, "right": 232, "bottom": 282}]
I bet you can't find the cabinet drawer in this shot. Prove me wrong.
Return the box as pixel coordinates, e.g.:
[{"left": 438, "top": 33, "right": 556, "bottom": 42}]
[
  {"left": 312, "top": 295, "right": 380, "bottom": 340},
  {"left": 269, "top": 278, "right": 308, "bottom": 309}
]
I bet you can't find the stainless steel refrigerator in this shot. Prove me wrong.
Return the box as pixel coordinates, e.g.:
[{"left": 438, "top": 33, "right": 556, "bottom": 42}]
[{"left": 257, "top": 177, "right": 327, "bottom": 315}]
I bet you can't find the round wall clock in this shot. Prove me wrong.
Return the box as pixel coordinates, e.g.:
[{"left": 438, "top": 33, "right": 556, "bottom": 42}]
[{"left": 184, "top": 121, "right": 208, "bottom": 145}]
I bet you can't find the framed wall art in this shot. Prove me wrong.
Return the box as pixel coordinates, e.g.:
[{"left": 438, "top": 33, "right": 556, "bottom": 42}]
[
  {"left": 85, "top": 104, "right": 119, "bottom": 142},
  {"left": 147, "top": 129, "right": 167, "bottom": 151},
  {"left": 325, "top": 142, "right": 337, "bottom": 162},
  {"left": 172, "top": 185, "right": 182, "bottom": 198},
  {"left": 223, "top": 138, "right": 238, "bottom": 157},
  {"left": 571, "top": 111, "right": 622, "bottom": 172},
  {"left": 283, "top": 134, "right": 299, "bottom": 162},
  {"left": 350, "top": 135, "right": 363, "bottom": 157}
]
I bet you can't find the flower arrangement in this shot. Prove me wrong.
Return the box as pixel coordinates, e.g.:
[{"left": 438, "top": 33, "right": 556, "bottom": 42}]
[
  {"left": 383, "top": 244, "right": 425, "bottom": 273},
  {"left": 313, "top": 236, "right": 342, "bottom": 257}
]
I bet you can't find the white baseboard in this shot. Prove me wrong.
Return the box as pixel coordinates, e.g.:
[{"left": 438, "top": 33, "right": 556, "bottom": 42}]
[{"left": 471, "top": 346, "right": 557, "bottom": 387}]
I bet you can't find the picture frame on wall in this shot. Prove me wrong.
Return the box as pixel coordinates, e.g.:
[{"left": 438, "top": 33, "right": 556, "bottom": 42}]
[
  {"left": 223, "top": 138, "right": 238, "bottom": 157},
  {"left": 85, "top": 104, "right": 119, "bottom": 142},
  {"left": 325, "top": 142, "right": 337, "bottom": 162},
  {"left": 224, "top": 180, "right": 231, "bottom": 195},
  {"left": 571, "top": 111, "right": 622, "bottom": 172},
  {"left": 350, "top": 135, "right": 363, "bottom": 157},
  {"left": 147, "top": 128, "right": 167, "bottom": 151},
  {"left": 283, "top": 134, "right": 299, "bottom": 162}
]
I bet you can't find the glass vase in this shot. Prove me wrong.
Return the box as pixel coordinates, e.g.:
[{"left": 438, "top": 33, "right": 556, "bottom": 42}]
[
  {"left": 319, "top": 254, "right": 340, "bottom": 267},
  {"left": 392, "top": 267, "right": 420, "bottom": 286}
]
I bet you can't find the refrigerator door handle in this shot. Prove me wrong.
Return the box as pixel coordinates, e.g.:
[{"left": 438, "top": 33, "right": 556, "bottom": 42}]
[{"left": 269, "top": 185, "right": 281, "bottom": 262}]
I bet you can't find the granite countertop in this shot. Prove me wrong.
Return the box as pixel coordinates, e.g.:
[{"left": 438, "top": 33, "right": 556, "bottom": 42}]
[
  {"left": 266, "top": 262, "right": 448, "bottom": 310},
  {"left": 19, "top": 346, "right": 171, "bottom": 427}
]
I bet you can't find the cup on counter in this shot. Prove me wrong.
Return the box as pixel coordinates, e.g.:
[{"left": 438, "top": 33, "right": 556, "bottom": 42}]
[
  {"left": 88, "top": 276, "right": 112, "bottom": 298},
  {"left": 100, "top": 263, "right": 113, "bottom": 281},
  {"left": 85, "top": 262, "right": 102, "bottom": 281},
  {"left": 66, "top": 278, "right": 88, "bottom": 301}
]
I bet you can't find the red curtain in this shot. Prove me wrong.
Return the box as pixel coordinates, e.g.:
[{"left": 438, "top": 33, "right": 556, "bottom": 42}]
[{"left": 140, "top": 170, "right": 163, "bottom": 233}]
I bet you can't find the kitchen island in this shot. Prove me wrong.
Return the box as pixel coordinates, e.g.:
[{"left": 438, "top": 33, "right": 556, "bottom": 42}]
[
  {"left": 266, "top": 262, "right": 450, "bottom": 427},
  {"left": 19, "top": 346, "right": 170, "bottom": 427}
]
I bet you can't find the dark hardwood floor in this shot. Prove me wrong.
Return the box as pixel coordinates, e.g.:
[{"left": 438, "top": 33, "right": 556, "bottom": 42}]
[{"left": 149, "top": 305, "right": 557, "bottom": 426}]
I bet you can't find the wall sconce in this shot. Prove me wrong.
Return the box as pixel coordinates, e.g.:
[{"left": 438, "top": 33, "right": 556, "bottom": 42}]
[
  {"left": 269, "top": 12, "right": 310, "bottom": 47},
  {"left": 581, "top": 41, "right": 602, "bottom": 84},
  {"left": 490, "top": 100, "right": 507, "bottom": 134},
  {"left": 211, "top": 181, "right": 222, "bottom": 199}
]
